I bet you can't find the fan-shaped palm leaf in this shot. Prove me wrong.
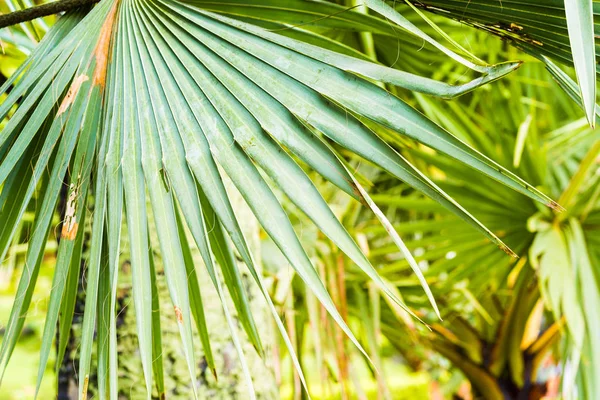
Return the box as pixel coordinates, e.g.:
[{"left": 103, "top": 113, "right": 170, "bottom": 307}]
[{"left": 0, "top": 0, "right": 567, "bottom": 398}]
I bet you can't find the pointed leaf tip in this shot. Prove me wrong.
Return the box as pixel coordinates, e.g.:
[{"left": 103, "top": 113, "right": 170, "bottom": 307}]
[
  {"left": 499, "top": 244, "right": 519, "bottom": 259},
  {"left": 564, "top": 0, "right": 596, "bottom": 128},
  {"left": 548, "top": 201, "right": 566, "bottom": 213}
]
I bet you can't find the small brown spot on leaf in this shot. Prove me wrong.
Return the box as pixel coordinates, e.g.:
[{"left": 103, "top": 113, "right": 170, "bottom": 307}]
[
  {"left": 57, "top": 74, "right": 89, "bottom": 116},
  {"left": 174, "top": 306, "right": 183, "bottom": 323},
  {"left": 510, "top": 23, "right": 523, "bottom": 31}
]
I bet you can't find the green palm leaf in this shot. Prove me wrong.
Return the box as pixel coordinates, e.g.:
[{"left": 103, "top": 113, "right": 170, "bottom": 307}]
[
  {"left": 408, "top": 0, "right": 599, "bottom": 125},
  {"left": 0, "top": 0, "right": 573, "bottom": 397}
]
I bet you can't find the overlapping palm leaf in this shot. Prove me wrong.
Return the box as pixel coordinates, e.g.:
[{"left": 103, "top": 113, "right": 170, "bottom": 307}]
[
  {"left": 0, "top": 0, "right": 571, "bottom": 398},
  {"left": 409, "top": 0, "right": 598, "bottom": 125}
]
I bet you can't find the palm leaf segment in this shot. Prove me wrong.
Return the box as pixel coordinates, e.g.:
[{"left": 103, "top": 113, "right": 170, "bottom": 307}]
[
  {"left": 410, "top": 0, "right": 598, "bottom": 126},
  {"left": 0, "top": 0, "right": 560, "bottom": 398}
]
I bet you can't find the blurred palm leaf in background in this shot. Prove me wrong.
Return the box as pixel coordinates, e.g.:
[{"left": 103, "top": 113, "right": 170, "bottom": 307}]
[{"left": 0, "top": 0, "right": 598, "bottom": 399}]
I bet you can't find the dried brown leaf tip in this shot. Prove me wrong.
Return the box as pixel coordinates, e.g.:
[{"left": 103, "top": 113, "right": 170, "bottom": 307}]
[
  {"left": 61, "top": 181, "right": 80, "bottom": 240},
  {"left": 93, "top": 1, "right": 119, "bottom": 88},
  {"left": 174, "top": 306, "right": 184, "bottom": 323},
  {"left": 499, "top": 243, "right": 518, "bottom": 258},
  {"left": 57, "top": 74, "right": 89, "bottom": 116},
  {"left": 548, "top": 200, "right": 565, "bottom": 213}
]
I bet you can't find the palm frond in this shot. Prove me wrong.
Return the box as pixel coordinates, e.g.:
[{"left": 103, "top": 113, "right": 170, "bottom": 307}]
[{"left": 0, "top": 0, "right": 571, "bottom": 397}]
